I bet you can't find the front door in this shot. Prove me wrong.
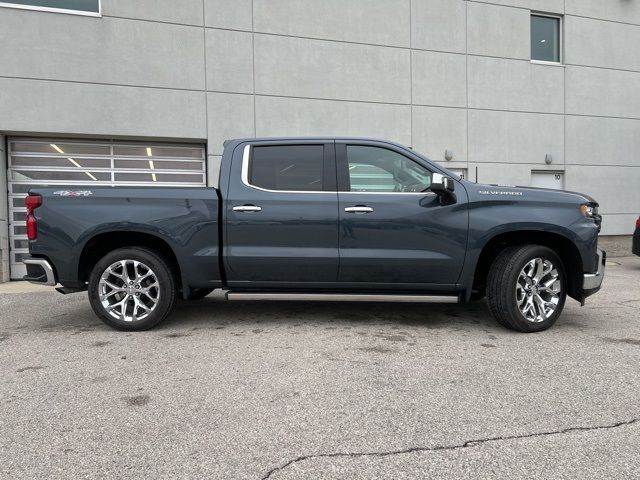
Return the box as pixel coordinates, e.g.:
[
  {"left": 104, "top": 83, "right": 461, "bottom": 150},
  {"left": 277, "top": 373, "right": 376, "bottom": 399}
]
[
  {"left": 224, "top": 142, "right": 339, "bottom": 287},
  {"left": 336, "top": 142, "right": 468, "bottom": 287}
]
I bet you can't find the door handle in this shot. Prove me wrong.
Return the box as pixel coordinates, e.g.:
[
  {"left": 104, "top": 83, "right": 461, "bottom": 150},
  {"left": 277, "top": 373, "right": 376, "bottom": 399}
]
[
  {"left": 344, "top": 206, "right": 374, "bottom": 214},
  {"left": 233, "top": 205, "right": 262, "bottom": 212}
]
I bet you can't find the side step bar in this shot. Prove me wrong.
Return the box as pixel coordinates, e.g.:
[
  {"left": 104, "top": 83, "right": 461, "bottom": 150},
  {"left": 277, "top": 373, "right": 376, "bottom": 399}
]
[{"left": 226, "top": 292, "right": 459, "bottom": 303}]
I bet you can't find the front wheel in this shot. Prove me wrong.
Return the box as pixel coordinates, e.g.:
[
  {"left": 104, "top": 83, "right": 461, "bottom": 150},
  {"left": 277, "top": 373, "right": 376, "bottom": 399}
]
[
  {"left": 486, "top": 245, "right": 566, "bottom": 332},
  {"left": 88, "top": 247, "right": 177, "bottom": 331}
]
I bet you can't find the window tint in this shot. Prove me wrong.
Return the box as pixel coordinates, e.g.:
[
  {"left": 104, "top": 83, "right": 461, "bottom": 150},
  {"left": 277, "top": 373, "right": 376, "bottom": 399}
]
[
  {"left": 346, "top": 146, "right": 432, "bottom": 193},
  {"left": 531, "top": 15, "right": 561, "bottom": 63},
  {"left": 249, "top": 145, "right": 324, "bottom": 191}
]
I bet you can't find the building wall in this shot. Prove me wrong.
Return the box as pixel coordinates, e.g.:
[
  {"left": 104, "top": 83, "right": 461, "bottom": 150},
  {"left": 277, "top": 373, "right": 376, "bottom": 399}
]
[{"left": 0, "top": 0, "right": 639, "bottom": 239}]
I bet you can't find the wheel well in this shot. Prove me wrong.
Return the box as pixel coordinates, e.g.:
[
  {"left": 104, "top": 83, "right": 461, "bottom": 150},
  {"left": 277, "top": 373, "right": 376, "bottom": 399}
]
[
  {"left": 473, "top": 231, "right": 583, "bottom": 300},
  {"left": 78, "top": 231, "right": 182, "bottom": 289}
]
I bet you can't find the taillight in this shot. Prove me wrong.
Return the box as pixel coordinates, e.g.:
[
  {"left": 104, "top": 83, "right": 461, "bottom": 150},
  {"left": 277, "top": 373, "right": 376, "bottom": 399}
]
[
  {"left": 25, "top": 194, "right": 42, "bottom": 240},
  {"left": 636, "top": 217, "right": 640, "bottom": 229}
]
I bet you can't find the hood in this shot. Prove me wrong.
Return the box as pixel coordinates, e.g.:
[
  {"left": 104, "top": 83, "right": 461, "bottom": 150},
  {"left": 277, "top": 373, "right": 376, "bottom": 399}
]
[{"left": 464, "top": 181, "right": 598, "bottom": 206}]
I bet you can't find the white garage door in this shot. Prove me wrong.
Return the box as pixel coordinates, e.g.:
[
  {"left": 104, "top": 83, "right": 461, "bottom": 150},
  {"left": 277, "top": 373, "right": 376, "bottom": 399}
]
[{"left": 7, "top": 138, "right": 206, "bottom": 280}]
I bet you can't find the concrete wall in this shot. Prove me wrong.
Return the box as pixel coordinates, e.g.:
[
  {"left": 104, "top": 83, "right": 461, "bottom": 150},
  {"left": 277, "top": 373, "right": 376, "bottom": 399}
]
[{"left": 0, "top": 0, "right": 638, "bottom": 237}]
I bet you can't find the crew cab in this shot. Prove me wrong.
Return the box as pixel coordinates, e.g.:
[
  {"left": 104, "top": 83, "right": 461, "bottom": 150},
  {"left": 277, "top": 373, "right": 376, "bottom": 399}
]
[{"left": 22, "top": 137, "right": 605, "bottom": 332}]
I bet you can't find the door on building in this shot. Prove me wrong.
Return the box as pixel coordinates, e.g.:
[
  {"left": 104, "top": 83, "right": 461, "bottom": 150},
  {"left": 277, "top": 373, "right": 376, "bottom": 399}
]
[
  {"left": 7, "top": 138, "right": 206, "bottom": 279},
  {"left": 530, "top": 171, "right": 564, "bottom": 190}
]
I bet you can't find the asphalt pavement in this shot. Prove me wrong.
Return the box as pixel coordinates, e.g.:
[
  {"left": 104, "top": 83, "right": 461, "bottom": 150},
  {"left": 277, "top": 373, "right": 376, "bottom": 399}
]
[{"left": 1, "top": 257, "right": 639, "bottom": 479}]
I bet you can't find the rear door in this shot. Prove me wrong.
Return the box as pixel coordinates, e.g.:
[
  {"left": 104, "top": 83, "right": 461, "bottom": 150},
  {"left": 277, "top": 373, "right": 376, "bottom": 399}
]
[
  {"left": 224, "top": 141, "right": 339, "bottom": 287},
  {"left": 336, "top": 142, "right": 468, "bottom": 287}
]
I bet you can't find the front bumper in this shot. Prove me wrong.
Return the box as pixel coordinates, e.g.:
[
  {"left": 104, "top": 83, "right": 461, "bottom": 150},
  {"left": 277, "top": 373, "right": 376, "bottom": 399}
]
[
  {"left": 23, "top": 258, "right": 57, "bottom": 286},
  {"left": 582, "top": 248, "right": 605, "bottom": 296}
]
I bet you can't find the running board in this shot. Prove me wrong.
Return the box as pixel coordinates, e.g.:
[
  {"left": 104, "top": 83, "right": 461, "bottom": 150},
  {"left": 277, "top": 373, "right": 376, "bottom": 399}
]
[{"left": 226, "top": 292, "right": 459, "bottom": 303}]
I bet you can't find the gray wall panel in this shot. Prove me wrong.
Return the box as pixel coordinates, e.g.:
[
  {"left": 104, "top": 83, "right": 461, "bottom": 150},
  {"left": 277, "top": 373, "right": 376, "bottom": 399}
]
[
  {"left": 594, "top": 214, "right": 638, "bottom": 237},
  {"left": 102, "top": 0, "right": 203, "bottom": 25},
  {"left": 0, "top": 10, "right": 205, "bottom": 90},
  {"left": 207, "top": 92, "right": 255, "bottom": 156},
  {"left": 0, "top": 78, "right": 207, "bottom": 139},
  {"left": 411, "top": 0, "right": 467, "bottom": 53},
  {"left": 254, "top": 34, "right": 411, "bottom": 104},
  {"left": 207, "top": 155, "right": 222, "bottom": 188},
  {"left": 468, "top": 57, "right": 564, "bottom": 113},
  {"left": 566, "top": 0, "right": 640, "bottom": 26},
  {"left": 412, "top": 50, "right": 466, "bottom": 107},
  {"left": 566, "top": 66, "right": 640, "bottom": 119},
  {"left": 468, "top": 110, "right": 564, "bottom": 164},
  {"left": 469, "top": 0, "right": 564, "bottom": 12},
  {"left": 566, "top": 116, "right": 640, "bottom": 166},
  {"left": 204, "top": 0, "right": 253, "bottom": 30},
  {"left": 565, "top": 166, "right": 640, "bottom": 217},
  {"left": 206, "top": 29, "right": 254, "bottom": 94},
  {"left": 253, "top": 0, "right": 410, "bottom": 47},
  {"left": 255, "top": 96, "right": 411, "bottom": 146},
  {"left": 467, "top": 2, "right": 530, "bottom": 60},
  {"left": 412, "top": 106, "right": 467, "bottom": 163},
  {"left": 565, "top": 16, "right": 640, "bottom": 72}
]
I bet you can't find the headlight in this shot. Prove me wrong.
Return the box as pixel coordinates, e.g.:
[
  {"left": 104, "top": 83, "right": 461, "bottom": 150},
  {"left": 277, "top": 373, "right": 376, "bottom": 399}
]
[{"left": 580, "top": 204, "right": 595, "bottom": 217}]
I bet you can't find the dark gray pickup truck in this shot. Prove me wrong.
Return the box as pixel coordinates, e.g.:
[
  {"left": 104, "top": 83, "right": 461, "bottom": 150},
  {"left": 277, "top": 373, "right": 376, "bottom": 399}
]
[{"left": 23, "top": 137, "right": 605, "bottom": 332}]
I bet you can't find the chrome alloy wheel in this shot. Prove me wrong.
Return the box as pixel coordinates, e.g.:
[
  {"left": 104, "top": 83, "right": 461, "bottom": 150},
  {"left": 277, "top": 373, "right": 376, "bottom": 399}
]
[
  {"left": 98, "top": 260, "right": 160, "bottom": 322},
  {"left": 515, "top": 258, "right": 561, "bottom": 323}
]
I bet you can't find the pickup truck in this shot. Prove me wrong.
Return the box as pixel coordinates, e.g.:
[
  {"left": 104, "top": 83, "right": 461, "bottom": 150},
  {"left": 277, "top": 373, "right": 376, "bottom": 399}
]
[{"left": 22, "top": 137, "right": 605, "bottom": 332}]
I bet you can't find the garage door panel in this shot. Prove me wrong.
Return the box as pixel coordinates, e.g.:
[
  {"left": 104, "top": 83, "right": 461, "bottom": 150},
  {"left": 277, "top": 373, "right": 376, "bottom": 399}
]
[{"left": 7, "top": 138, "right": 206, "bottom": 280}]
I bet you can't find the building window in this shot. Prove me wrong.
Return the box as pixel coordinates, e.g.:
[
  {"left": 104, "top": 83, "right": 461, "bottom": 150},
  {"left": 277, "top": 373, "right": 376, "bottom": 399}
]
[
  {"left": 531, "top": 14, "right": 561, "bottom": 63},
  {"left": 0, "top": 0, "right": 100, "bottom": 16}
]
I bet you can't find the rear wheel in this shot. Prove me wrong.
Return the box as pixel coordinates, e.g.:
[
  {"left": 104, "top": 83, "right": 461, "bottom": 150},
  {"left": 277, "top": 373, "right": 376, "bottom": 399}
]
[
  {"left": 88, "top": 247, "right": 177, "bottom": 331},
  {"left": 486, "top": 245, "right": 566, "bottom": 332}
]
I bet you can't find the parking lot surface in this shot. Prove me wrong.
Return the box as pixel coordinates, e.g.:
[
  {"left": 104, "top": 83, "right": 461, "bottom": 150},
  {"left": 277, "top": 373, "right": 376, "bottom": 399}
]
[{"left": 1, "top": 257, "right": 639, "bottom": 479}]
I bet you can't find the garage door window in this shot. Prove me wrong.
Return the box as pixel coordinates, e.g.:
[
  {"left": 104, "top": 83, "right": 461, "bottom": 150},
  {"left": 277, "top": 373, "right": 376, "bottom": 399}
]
[{"left": 7, "top": 139, "right": 206, "bottom": 279}]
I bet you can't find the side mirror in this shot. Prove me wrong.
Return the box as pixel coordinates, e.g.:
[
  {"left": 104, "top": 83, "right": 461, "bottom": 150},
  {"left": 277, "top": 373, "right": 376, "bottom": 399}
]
[{"left": 430, "top": 173, "right": 456, "bottom": 204}]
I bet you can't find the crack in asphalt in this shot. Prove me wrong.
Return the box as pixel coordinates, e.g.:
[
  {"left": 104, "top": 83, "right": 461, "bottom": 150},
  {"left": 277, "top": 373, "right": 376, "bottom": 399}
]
[{"left": 261, "top": 418, "right": 639, "bottom": 479}]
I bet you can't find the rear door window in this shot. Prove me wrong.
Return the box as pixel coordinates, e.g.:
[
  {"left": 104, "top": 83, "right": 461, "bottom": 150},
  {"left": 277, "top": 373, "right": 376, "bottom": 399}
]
[{"left": 249, "top": 145, "right": 324, "bottom": 191}]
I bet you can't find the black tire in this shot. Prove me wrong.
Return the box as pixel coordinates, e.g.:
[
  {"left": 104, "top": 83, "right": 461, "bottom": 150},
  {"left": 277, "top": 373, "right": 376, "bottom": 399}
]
[
  {"left": 185, "top": 288, "right": 214, "bottom": 300},
  {"left": 88, "top": 247, "right": 177, "bottom": 331},
  {"left": 486, "top": 245, "right": 566, "bottom": 332}
]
